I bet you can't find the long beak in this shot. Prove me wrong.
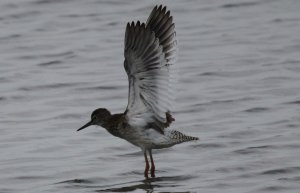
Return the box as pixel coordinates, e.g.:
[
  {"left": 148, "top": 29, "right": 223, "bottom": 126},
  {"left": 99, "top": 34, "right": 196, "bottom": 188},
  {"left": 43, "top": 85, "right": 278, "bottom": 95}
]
[{"left": 77, "top": 121, "right": 93, "bottom": 131}]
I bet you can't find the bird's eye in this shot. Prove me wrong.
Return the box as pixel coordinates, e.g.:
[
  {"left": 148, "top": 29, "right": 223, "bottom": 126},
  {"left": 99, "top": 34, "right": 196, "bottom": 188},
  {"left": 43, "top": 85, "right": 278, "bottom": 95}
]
[{"left": 92, "top": 115, "right": 97, "bottom": 120}]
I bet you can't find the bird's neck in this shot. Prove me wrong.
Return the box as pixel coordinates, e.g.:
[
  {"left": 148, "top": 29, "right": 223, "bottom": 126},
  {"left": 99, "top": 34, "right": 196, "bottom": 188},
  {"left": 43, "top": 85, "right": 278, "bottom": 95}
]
[{"left": 102, "top": 113, "right": 125, "bottom": 137}]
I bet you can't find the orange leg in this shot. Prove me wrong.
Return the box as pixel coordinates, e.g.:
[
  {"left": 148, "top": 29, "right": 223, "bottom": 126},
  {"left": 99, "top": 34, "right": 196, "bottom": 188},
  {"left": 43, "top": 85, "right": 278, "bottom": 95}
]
[
  {"left": 144, "top": 151, "right": 149, "bottom": 178},
  {"left": 149, "top": 149, "right": 155, "bottom": 177}
]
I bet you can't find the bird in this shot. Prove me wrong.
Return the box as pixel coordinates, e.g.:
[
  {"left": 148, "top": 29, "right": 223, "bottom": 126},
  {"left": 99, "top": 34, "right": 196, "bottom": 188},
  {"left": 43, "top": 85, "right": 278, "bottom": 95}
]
[{"left": 77, "top": 5, "right": 199, "bottom": 178}]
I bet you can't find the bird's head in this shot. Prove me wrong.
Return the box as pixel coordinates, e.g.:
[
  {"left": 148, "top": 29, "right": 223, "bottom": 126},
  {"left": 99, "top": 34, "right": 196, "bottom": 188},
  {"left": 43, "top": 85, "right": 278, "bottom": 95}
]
[{"left": 77, "top": 108, "right": 111, "bottom": 131}]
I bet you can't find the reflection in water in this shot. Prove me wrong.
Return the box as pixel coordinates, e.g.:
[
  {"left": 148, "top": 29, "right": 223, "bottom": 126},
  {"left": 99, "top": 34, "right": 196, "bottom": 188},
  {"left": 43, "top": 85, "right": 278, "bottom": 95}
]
[
  {"left": 57, "top": 175, "right": 194, "bottom": 193},
  {"left": 97, "top": 180, "right": 156, "bottom": 193}
]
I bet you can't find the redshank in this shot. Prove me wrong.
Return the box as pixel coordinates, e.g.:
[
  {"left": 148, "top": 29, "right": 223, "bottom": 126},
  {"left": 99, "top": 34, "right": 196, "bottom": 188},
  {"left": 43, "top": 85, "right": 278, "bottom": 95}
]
[{"left": 77, "top": 5, "right": 198, "bottom": 178}]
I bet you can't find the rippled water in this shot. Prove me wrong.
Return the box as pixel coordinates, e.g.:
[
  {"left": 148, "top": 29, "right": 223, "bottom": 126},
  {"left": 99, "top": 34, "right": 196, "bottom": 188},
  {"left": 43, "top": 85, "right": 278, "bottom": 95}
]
[{"left": 1, "top": 0, "right": 300, "bottom": 192}]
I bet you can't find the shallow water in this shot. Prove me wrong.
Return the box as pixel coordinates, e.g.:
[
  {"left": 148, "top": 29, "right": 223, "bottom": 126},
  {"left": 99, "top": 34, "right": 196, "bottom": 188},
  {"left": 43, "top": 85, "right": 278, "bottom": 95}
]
[{"left": 1, "top": 0, "right": 300, "bottom": 192}]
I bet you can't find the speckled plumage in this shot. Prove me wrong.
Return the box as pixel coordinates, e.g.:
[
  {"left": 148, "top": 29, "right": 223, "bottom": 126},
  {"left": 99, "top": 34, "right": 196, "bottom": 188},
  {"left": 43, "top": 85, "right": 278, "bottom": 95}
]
[{"left": 77, "top": 5, "right": 198, "bottom": 178}]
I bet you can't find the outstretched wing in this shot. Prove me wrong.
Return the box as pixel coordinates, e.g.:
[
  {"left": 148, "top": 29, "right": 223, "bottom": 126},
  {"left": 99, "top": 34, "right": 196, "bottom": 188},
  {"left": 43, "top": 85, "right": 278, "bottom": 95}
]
[{"left": 124, "top": 5, "right": 177, "bottom": 134}]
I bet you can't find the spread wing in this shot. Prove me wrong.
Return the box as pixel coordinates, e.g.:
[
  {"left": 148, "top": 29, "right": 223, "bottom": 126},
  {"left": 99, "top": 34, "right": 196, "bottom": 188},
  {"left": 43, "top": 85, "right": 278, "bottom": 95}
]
[{"left": 124, "top": 5, "right": 177, "bottom": 134}]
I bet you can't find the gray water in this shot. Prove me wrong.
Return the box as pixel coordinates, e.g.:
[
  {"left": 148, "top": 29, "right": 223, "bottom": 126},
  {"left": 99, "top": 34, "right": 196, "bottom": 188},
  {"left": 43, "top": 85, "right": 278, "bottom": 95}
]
[{"left": 1, "top": 0, "right": 300, "bottom": 192}]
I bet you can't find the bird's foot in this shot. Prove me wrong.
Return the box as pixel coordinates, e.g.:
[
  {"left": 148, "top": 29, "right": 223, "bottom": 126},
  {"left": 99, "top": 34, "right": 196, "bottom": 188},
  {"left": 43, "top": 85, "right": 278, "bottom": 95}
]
[
  {"left": 150, "top": 171, "right": 155, "bottom": 178},
  {"left": 150, "top": 167, "right": 155, "bottom": 177},
  {"left": 144, "top": 171, "right": 149, "bottom": 179}
]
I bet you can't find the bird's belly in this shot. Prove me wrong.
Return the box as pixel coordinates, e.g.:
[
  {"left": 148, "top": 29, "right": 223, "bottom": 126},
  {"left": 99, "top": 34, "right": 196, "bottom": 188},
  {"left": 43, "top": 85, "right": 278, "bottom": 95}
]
[{"left": 119, "top": 127, "right": 172, "bottom": 150}]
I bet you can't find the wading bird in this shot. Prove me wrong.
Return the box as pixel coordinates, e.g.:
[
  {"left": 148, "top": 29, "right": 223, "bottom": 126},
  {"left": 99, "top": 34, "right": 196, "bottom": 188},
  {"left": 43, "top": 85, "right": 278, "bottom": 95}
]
[{"left": 77, "top": 5, "right": 198, "bottom": 178}]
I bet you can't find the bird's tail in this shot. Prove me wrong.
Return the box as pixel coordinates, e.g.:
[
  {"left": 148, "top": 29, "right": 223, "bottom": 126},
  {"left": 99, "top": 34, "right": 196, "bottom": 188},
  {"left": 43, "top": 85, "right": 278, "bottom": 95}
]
[{"left": 166, "top": 130, "right": 199, "bottom": 144}]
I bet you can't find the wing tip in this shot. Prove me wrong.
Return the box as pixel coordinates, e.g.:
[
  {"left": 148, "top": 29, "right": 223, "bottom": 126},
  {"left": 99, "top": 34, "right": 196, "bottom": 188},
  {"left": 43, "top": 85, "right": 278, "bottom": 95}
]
[{"left": 156, "top": 4, "right": 167, "bottom": 12}]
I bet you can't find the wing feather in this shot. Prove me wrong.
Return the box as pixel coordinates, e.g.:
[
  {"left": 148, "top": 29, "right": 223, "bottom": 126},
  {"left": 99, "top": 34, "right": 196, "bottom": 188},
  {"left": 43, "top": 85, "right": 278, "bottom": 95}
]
[{"left": 124, "top": 5, "right": 177, "bottom": 134}]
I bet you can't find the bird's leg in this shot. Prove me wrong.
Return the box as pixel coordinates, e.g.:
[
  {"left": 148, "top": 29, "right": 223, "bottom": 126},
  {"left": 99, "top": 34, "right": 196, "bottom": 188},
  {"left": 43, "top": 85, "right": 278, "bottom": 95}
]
[
  {"left": 149, "top": 149, "right": 155, "bottom": 177},
  {"left": 144, "top": 151, "right": 149, "bottom": 179}
]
